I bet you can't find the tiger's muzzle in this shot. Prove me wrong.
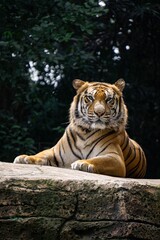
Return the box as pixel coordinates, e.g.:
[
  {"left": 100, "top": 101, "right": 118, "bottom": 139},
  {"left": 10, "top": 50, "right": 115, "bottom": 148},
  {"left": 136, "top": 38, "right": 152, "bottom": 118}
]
[{"left": 94, "top": 102, "right": 106, "bottom": 117}]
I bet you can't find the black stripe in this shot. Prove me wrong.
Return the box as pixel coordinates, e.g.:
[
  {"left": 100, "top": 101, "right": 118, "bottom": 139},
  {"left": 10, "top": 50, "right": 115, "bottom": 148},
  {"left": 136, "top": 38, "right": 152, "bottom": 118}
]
[
  {"left": 69, "top": 128, "right": 83, "bottom": 156},
  {"left": 128, "top": 149, "right": 141, "bottom": 176},
  {"left": 69, "top": 128, "right": 76, "bottom": 143},
  {"left": 96, "top": 146, "right": 122, "bottom": 156},
  {"left": 74, "top": 94, "right": 80, "bottom": 118},
  {"left": 90, "top": 130, "right": 115, "bottom": 146},
  {"left": 125, "top": 146, "right": 132, "bottom": 161},
  {"left": 47, "top": 159, "right": 52, "bottom": 166},
  {"left": 136, "top": 159, "right": 144, "bottom": 178},
  {"left": 87, "top": 129, "right": 100, "bottom": 139},
  {"left": 127, "top": 162, "right": 139, "bottom": 177},
  {"left": 96, "top": 143, "right": 112, "bottom": 156},
  {"left": 53, "top": 155, "right": 59, "bottom": 167},
  {"left": 129, "top": 162, "right": 140, "bottom": 177},
  {"left": 84, "top": 130, "right": 102, "bottom": 149},
  {"left": 120, "top": 133, "right": 125, "bottom": 148},
  {"left": 135, "top": 150, "right": 146, "bottom": 178},
  {"left": 99, "top": 133, "right": 119, "bottom": 149},
  {"left": 86, "top": 131, "right": 115, "bottom": 158},
  {"left": 115, "top": 98, "right": 118, "bottom": 109},
  {"left": 126, "top": 147, "right": 136, "bottom": 166},
  {"left": 66, "top": 131, "right": 81, "bottom": 159},
  {"left": 59, "top": 147, "right": 65, "bottom": 166},
  {"left": 76, "top": 131, "right": 85, "bottom": 141},
  {"left": 61, "top": 141, "right": 66, "bottom": 153},
  {"left": 84, "top": 89, "right": 88, "bottom": 94},
  {"left": 122, "top": 136, "right": 129, "bottom": 151},
  {"left": 80, "top": 97, "right": 84, "bottom": 115}
]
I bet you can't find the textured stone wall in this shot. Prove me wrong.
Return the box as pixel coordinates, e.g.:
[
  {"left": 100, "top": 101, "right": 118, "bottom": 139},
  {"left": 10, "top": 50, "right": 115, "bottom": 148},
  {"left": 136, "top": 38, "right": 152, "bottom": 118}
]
[{"left": 0, "top": 162, "right": 160, "bottom": 240}]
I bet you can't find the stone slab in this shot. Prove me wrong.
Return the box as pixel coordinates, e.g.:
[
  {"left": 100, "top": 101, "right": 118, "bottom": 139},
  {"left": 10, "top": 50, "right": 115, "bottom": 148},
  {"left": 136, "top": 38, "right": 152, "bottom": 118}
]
[{"left": 0, "top": 162, "right": 160, "bottom": 240}]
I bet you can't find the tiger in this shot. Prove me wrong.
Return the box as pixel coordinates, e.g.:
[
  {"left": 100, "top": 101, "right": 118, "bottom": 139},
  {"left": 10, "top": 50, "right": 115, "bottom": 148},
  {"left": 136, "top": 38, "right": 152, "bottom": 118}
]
[{"left": 14, "top": 79, "right": 147, "bottom": 178}]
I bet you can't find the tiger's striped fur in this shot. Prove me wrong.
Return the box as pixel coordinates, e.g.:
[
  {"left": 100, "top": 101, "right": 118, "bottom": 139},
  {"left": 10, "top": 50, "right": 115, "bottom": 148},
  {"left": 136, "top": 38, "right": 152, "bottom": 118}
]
[{"left": 14, "top": 79, "right": 147, "bottom": 178}]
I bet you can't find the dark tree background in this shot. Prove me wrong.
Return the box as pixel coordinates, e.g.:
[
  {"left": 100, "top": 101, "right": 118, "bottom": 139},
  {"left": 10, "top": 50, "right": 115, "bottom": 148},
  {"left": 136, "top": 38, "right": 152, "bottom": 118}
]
[{"left": 0, "top": 0, "right": 159, "bottom": 178}]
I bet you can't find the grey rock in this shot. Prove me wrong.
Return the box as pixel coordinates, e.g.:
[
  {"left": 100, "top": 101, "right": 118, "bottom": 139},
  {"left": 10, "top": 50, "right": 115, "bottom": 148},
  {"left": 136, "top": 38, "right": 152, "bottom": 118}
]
[{"left": 0, "top": 162, "right": 160, "bottom": 240}]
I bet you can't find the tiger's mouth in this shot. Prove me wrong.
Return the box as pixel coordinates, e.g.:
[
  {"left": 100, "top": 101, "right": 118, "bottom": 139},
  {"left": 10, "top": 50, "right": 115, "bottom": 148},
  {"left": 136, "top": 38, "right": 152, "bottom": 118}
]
[
  {"left": 88, "top": 117, "right": 110, "bottom": 130},
  {"left": 88, "top": 115, "right": 110, "bottom": 124}
]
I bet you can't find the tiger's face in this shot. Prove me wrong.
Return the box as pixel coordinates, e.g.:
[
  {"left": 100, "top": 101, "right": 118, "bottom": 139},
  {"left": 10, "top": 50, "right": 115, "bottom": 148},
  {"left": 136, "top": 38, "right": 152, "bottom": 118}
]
[{"left": 70, "top": 79, "right": 128, "bottom": 131}]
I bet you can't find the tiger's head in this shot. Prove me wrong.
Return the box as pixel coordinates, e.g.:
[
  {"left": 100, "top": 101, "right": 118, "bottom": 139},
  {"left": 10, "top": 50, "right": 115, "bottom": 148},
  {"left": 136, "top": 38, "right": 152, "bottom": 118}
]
[{"left": 70, "top": 79, "right": 128, "bottom": 132}]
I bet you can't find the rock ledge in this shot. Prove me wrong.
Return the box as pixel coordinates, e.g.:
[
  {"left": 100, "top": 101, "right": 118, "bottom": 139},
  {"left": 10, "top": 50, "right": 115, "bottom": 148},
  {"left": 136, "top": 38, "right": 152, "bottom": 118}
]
[{"left": 0, "top": 162, "right": 160, "bottom": 240}]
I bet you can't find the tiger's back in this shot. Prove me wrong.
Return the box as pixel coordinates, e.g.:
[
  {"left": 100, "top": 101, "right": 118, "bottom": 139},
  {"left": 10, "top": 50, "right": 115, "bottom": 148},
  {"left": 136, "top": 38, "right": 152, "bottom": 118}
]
[{"left": 120, "top": 131, "right": 146, "bottom": 178}]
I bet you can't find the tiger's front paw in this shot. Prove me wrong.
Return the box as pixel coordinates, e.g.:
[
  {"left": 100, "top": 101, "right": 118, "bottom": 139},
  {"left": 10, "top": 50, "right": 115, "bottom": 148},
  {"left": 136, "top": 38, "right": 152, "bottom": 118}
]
[
  {"left": 71, "top": 160, "right": 95, "bottom": 173},
  {"left": 14, "top": 155, "right": 29, "bottom": 164},
  {"left": 14, "top": 155, "right": 47, "bottom": 165}
]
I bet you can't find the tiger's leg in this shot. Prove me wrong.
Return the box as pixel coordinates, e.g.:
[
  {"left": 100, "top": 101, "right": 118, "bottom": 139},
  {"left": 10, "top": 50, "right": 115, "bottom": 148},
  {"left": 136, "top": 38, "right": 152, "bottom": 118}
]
[
  {"left": 71, "top": 144, "right": 126, "bottom": 177},
  {"left": 14, "top": 147, "right": 57, "bottom": 166}
]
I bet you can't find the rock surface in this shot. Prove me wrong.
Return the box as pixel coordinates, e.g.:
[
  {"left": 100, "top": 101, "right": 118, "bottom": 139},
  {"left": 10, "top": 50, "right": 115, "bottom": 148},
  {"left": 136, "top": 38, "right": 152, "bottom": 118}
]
[{"left": 0, "top": 162, "right": 160, "bottom": 240}]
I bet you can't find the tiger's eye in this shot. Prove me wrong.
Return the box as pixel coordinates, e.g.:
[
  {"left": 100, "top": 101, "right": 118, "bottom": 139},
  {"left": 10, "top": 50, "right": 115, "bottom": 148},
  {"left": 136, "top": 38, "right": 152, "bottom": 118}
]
[
  {"left": 85, "top": 95, "right": 94, "bottom": 103},
  {"left": 106, "top": 97, "right": 114, "bottom": 104},
  {"left": 88, "top": 95, "right": 94, "bottom": 101}
]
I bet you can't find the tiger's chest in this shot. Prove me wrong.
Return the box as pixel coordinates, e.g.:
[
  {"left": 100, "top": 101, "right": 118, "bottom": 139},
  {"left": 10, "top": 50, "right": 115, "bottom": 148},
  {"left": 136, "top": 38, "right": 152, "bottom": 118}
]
[
  {"left": 54, "top": 127, "right": 121, "bottom": 167},
  {"left": 66, "top": 128, "right": 118, "bottom": 160}
]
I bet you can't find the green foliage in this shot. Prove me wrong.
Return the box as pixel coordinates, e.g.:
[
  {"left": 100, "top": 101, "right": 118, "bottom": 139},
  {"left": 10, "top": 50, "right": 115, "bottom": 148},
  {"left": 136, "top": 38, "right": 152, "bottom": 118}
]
[
  {"left": 0, "top": 0, "right": 159, "bottom": 178},
  {"left": 0, "top": 111, "right": 36, "bottom": 161}
]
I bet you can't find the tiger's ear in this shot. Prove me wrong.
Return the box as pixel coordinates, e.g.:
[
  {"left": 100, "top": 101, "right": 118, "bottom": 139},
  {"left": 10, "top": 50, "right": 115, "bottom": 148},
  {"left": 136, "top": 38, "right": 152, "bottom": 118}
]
[
  {"left": 114, "top": 79, "right": 125, "bottom": 92},
  {"left": 72, "top": 79, "right": 86, "bottom": 90}
]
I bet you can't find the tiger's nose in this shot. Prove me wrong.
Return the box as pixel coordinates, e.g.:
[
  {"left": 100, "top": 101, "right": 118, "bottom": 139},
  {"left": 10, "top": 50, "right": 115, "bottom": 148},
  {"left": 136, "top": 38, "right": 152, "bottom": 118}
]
[{"left": 94, "top": 104, "right": 105, "bottom": 117}]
